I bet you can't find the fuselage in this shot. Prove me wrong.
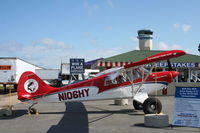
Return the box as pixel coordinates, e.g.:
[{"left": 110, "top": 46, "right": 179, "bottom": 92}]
[{"left": 25, "top": 70, "right": 178, "bottom": 103}]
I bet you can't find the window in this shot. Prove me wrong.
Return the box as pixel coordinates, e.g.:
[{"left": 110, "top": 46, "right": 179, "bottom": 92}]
[
  {"left": 126, "top": 70, "right": 132, "bottom": 81},
  {"left": 125, "top": 68, "right": 142, "bottom": 81},
  {"left": 138, "top": 67, "right": 149, "bottom": 75},
  {"left": 178, "top": 69, "right": 189, "bottom": 82},
  {"left": 104, "top": 71, "right": 126, "bottom": 86},
  {"left": 132, "top": 69, "right": 141, "bottom": 80},
  {"left": 190, "top": 69, "right": 200, "bottom": 82}
]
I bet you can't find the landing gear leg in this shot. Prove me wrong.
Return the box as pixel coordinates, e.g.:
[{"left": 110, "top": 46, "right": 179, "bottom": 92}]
[{"left": 28, "top": 102, "right": 38, "bottom": 115}]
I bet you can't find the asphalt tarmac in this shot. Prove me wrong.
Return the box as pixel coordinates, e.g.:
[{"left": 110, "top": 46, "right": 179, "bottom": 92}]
[{"left": 0, "top": 96, "right": 200, "bottom": 133}]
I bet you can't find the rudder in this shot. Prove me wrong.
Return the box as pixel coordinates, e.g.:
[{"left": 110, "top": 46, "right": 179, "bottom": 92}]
[{"left": 17, "top": 71, "right": 56, "bottom": 101}]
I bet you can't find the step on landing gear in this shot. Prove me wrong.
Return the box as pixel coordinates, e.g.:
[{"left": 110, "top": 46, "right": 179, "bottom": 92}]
[{"left": 28, "top": 103, "right": 39, "bottom": 115}]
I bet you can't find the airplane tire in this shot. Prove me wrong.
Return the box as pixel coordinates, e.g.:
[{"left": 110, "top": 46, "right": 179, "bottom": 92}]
[
  {"left": 133, "top": 100, "right": 143, "bottom": 110},
  {"left": 29, "top": 108, "right": 37, "bottom": 114},
  {"left": 143, "top": 98, "right": 162, "bottom": 114}
]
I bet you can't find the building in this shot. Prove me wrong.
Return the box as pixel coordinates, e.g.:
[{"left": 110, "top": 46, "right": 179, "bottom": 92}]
[
  {"left": 85, "top": 58, "right": 104, "bottom": 69},
  {"left": 0, "top": 57, "right": 63, "bottom": 91},
  {"left": 35, "top": 69, "right": 60, "bottom": 81},
  {"left": 0, "top": 57, "right": 43, "bottom": 91},
  {"left": 137, "top": 29, "right": 153, "bottom": 50}
]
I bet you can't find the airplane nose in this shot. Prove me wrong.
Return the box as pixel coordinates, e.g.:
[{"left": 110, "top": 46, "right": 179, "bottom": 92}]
[{"left": 170, "top": 71, "right": 179, "bottom": 78}]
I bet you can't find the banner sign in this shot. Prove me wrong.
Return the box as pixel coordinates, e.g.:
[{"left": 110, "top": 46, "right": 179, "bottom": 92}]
[
  {"left": 145, "top": 62, "right": 198, "bottom": 68},
  {"left": 172, "top": 87, "right": 200, "bottom": 127},
  {"left": 70, "top": 58, "right": 85, "bottom": 74}
]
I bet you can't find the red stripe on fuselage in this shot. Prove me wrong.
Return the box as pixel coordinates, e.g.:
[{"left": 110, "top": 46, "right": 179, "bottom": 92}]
[{"left": 30, "top": 71, "right": 173, "bottom": 100}]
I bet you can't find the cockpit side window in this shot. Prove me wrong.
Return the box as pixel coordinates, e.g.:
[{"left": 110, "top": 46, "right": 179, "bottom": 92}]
[
  {"left": 126, "top": 70, "right": 132, "bottom": 81},
  {"left": 132, "top": 69, "right": 141, "bottom": 80},
  {"left": 104, "top": 72, "right": 126, "bottom": 86}
]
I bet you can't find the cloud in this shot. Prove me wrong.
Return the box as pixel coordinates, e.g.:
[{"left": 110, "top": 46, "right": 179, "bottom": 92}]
[
  {"left": 0, "top": 41, "right": 24, "bottom": 53},
  {"left": 27, "top": 38, "right": 73, "bottom": 68},
  {"left": 173, "top": 24, "right": 180, "bottom": 29},
  {"left": 87, "top": 43, "right": 137, "bottom": 59},
  {"left": 24, "top": 47, "right": 73, "bottom": 68},
  {"left": 130, "top": 36, "right": 138, "bottom": 42},
  {"left": 171, "top": 44, "right": 182, "bottom": 49},
  {"left": 33, "top": 38, "right": 72, "bottom": 49},
  {"left": 159, "top": 42, "right": 169, "bottom": 50},
  {"left": 135, "top": 46, "right": 139, "bottom": 50},
  {"left": 89, "top": 47, "right": 123, "bottom": 58},
  {"left": 107, "top": 0, "right": 115, "bottom": 8},
  {"left": 90, "top": 39, "right": 98, "bottom": 45},
  {"left": 0, "top": 38, "right": 73, "bottom": 68},
  {"left": 0, "top": 38, "right": 137, "bottom": 68},
  {"left": 182, "top": 24, "right": 191, "bottom": 32},
  {"left": 105, "top": 26, "right": 113, "bottom": 31},
  {"left": 158, "top": 42, "right": 197, "bottom": 55},
  {"left": 173, "top": 23, "right": 191, "bottom": 32},
  {"left": 83, "top": 0, "right": 99, "bottom": 15},
  {"left": 158, "top": 42, "right": 182, "bottom": 50},
  {"left": 82, "top": 32, "right": 91, "bottom": 37},
  {"left": 184, "top": 48, "right": 193, "bottom": 55}
]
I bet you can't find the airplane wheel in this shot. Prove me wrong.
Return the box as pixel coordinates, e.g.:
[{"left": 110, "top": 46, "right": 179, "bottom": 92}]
[
  {"left": 29, "top": 108, "right": 37, "bottom": 114},
  {"left": 133, "top": 100, "right": 143, "bottom": 110},
  {"left": 142, "top": 98, "right": 162, "bottom": 114}
]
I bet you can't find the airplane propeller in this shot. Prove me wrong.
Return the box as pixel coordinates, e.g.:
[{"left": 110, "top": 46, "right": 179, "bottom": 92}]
[{"left": 167, "top": 59, "right": 173, "bottom": 71}]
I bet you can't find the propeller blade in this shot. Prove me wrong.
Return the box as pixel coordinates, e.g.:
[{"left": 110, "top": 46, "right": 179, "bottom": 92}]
[{"left": 167, "top": 59, "right": 172, "bottom": 70}]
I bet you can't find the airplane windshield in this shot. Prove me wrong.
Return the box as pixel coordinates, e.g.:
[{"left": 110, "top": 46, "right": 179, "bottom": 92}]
[
  {"left": 126, "top": 69, "right": 141, "bottom": 81},
  {"left": 138, "top": 67, "right": 149, "bottom": 75},
  {"left": 125, "top": 66, "right": 149, "bottom": 82},
  {"left": 103, "top": 66, "right": 150, "bottom": 86}
]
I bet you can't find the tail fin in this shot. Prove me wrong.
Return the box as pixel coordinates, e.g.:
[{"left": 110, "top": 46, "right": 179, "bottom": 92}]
[{"left": 17, "top": 71, "right": 56, "bottom": 101}]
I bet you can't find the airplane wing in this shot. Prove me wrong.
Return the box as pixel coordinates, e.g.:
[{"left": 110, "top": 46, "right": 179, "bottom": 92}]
[
  {"left": 94, "top": 50, "right": 185, "bottom": 81},
  {"left": 124, "top": 50, "right": 186, "bottom": 69}
]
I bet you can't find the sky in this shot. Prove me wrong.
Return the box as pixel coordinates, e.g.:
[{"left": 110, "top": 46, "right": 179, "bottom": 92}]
[{"left": 0, "top": 0, "right": 200, "bottom": 68}]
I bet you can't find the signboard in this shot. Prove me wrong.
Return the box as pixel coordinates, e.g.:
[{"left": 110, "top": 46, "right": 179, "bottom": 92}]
[
  {"left": 0, "top": 65, "right": 11, "bottom": 70},
  {"left": 145, "top": 62, "right": 198, "bottom": 68},
  {"left": 70, "top": 58, "right": 85, "bottom": 74},
  {"left": 172, "top": 87, "right": 200, "bottom": 127}
]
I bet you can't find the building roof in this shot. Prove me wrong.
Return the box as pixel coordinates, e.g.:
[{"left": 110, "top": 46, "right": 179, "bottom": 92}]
[
  {"left": 102, "top": 50, "right": 200, "bottom": 63},
  {"left": 0, "top": 57, "right": 44, "bottom": 69},
  {"left": 138, "top": 29, "right": 153, "bottom": 35},
  {"left": 85, "top": 58, "right": 104, "bottom": 66}
]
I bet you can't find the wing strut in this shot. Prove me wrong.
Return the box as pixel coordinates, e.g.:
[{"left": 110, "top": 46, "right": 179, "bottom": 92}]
[{"left": 133, "top": 64, "right": 155, "bottom": 96}]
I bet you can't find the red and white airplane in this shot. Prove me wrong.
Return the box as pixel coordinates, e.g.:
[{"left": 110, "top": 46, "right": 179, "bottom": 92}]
[{"left": 17, "top": 50, "right": 185, "bottom": 114}]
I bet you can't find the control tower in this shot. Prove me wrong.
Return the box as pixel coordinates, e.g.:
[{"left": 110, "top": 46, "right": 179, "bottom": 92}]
[{"left": 137, "top": 29, "right": 153, "bottom": 50}]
